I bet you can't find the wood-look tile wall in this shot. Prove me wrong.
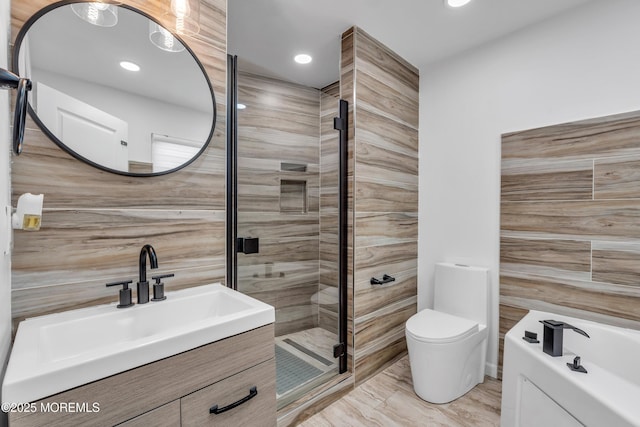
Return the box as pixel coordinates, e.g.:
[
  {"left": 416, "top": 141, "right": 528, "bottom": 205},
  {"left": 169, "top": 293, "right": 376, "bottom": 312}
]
[
  {"left": 341, "top": 27, "right": 419, "bottom": 385},
  {"left": 10, "top": 0, "right": 227, "bottom": 324},
  {"left": 235, "top": 72, "right": 321, "bottom": 337},
  {"left": 500, "top": 111, "right": 640, "bottom": 375}
]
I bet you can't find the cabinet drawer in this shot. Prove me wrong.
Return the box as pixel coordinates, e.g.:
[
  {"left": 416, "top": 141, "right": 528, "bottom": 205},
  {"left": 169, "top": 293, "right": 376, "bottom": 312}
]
[
  {"left": 181, "top": 359, "right": 276, "bottom": 427},
  {"left": 116, "top": 400, "right": 180, "bottom": 427},
  {"left": 8, "top": 325, "right": 274, "bottom": 427}
]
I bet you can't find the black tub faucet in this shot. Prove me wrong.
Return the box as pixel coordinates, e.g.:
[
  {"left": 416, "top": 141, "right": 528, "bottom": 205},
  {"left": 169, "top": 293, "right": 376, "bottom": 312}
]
[
  {"left": 539, "top": 319, "right": 590, "bottom": 357},
  {"left": 137, "top": 244, "right": 158, "bottom": 304}
]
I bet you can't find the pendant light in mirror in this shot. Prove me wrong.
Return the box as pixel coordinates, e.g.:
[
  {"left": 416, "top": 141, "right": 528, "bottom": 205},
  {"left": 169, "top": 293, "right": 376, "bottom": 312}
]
[
  {"left": 149, "top": 21, "right": 185, "bottom": 52},
  {"left": 167, "top": 0, "right": 200, "bottom": 37},
  {"left": 71, "top": 2, "right": 118, "bottom": 27}
]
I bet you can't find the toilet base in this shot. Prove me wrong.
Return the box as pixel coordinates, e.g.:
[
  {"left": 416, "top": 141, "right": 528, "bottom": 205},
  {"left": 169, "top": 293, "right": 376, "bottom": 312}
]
[{"left": 407, "top": 325, "right": 488, "bottom": 404}]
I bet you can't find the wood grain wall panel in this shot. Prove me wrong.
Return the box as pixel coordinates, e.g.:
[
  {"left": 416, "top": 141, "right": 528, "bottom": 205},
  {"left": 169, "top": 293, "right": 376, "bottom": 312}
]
[
  {"left": 500, "top": 110, "right": 640, "bottom": 374},
  {"left": 237, "top": 213, "right": 319, "bottom": 239},
  {"left": 14, "top": 124, "right": 226, "bottom": 210},
  {"left": 238, "top": 260, "right": 319, "bottom": 337},
  {"left": 355, "top": 72, "right": 418, "bottom": 130},
  {"left": 354, "top": 30, "right": 418, "bottom": 92},
  {"left": 237, "top": 238, "right": 320, "bottom": 264},
  {"left": 237, "top": 129, "right": 319, "bottom": 165},
  {"left": 12, "top": 209, "right": 225, "bottom": 289},
  {"left": 502, "top": 111, "right": 640, "bottom": 161},
  {"left": 353, "top": 297, "right": 416, "bottom": 352},
  {"left": 500, "top": 237, "right": 591, "bottom": 280},
  {"left": 357, "top": 110, "right": 419, "bottom": 161},
  {"left": 353, "top": 298, "right": 415, "bottom": 387},
  {"left": 501, "top": 273, "right": 640, "bottom": 323},
  {"left": 13, "top": 264, "right": 225, "bottom": 324},
  {"left": 342, "top": 26, "right": 418, "bottom": 385},
  {"left": 594, "top": 156, "right": 640, "bottom": 199},
  {"left": 501, "top": 159, "right": 593, "bottom": 201},
  {"left": 11, "top": 0, "right": 227, "bottom": 323},
  {"left": 356, "top": 143, "right": 418, "bottom": 187},
  {"left": 354, "top": 268, "right": 417, "bottom": 320},
  {"left": 355, "top": 178, "right": 419, "bottom": 213},
  {"left": 355, "top": 213, "right": 418, "bottom": 248},
  {"left": 501, "top": 200, "right": 640, "bottom": 240},
  {"left": 353, "top": 330, "right": 407, "bottom": 388},
  {"left": 592, "top": 241, "right": 640, "bottom": 286},
  {"left": 497, "top": 304, "right": 529, "bottom": 378},
  {"left": 353, "top": 242, "right": 418, "bottom": 292}
]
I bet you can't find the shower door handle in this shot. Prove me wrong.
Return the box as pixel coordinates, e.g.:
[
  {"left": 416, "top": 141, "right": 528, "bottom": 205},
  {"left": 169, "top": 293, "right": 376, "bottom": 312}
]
[{"left": 237, "top": 237, "right": 259, "bottom": 254}]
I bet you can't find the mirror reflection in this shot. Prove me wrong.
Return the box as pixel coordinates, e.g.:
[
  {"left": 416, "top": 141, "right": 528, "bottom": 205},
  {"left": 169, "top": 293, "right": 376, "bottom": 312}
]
[{"left": 15, "top": 2, "right": 215, "bottom": 175}]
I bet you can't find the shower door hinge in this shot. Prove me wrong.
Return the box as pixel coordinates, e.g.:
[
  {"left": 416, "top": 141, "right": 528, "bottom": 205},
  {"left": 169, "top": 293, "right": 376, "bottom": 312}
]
[{"left": 333, "top": 343, "right": 345, "bottom": 358}]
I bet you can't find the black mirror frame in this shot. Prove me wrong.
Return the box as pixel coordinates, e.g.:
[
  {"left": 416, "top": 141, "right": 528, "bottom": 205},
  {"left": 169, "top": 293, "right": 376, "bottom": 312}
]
[{"left": 12, "top": 0, "right": 217, "bottom": 177}]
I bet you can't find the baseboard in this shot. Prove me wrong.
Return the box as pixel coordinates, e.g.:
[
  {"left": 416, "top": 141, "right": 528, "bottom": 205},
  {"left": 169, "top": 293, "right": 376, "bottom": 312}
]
[{"left": 485, "top": 362, "right": 498, "bottom": 379}]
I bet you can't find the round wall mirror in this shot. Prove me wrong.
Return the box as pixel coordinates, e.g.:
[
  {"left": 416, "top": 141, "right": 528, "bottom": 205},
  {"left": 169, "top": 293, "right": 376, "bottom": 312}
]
[{"left": 13, "top": 1, "right": 216, "bottom": 176}]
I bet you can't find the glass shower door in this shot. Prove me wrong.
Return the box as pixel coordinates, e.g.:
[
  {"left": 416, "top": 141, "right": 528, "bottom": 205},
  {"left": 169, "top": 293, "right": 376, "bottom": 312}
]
[{"left": 228, "top": 55, "right": 346, "bottom": 408}]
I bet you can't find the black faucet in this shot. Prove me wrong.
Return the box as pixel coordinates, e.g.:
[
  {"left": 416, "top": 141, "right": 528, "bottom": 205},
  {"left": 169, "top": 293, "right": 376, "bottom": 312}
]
[
  {"left": 137, "top": 244, "right": 158, "bottom": 304},
  {"left": 539, "top": 320, "right": 590, "bottom": 357}
]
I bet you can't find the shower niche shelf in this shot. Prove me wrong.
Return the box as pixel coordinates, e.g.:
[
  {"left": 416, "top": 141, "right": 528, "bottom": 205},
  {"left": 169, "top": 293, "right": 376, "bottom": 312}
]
[
  {"left": 280, "top": 179, "right": 307, "bottom": 214},
  {"left": 279, "top": 162, "right": 310, "bottom": 214}
]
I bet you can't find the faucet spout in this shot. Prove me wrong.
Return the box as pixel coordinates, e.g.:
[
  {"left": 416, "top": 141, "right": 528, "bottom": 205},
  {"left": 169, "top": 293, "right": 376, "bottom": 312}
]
[
  {"left": 539, "top": 319, "right": 589, "bottom": 357},
  {"left": 137, "top": 244, "right": 158, "bottom": 304}
]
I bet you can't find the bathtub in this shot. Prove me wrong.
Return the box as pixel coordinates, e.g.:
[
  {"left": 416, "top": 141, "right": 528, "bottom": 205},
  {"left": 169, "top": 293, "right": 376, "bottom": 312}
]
[{"left": 501, "top": 310, "right": 640, "bottom": 427}]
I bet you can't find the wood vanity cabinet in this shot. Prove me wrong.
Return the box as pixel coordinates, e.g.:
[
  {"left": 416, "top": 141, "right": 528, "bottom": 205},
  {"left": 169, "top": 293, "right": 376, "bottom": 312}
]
[{"left": 8, "top": 325, "right": 276, "bottom": 427}]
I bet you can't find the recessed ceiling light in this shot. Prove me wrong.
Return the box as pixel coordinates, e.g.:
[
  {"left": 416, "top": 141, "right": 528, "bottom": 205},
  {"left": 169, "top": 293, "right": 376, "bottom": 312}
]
[
  {"left": 237, "top": 103, "right": 247, "bottom": 110},
  {"left": 120, "top": 61, "right": 140, "bottom": 72},
  {"left": 446, "top": 0, "right": 472, "bottom": 7},
  {"left": 294, "top": 54, "right": 312, "bottom": 65}
]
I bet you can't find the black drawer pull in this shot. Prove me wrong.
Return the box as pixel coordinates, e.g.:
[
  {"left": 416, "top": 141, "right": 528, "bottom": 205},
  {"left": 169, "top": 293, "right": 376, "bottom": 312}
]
[
  {"left": 370, "top": 274, "right": 396, "bottom": 285},
  {"left": 209, "top": 386, "right": 258, "bottom": 415}
]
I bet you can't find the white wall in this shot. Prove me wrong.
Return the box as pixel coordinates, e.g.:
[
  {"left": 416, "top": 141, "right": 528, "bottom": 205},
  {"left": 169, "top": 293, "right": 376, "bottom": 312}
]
[
  {"left": 0, "top": 0, "right": 12, "bottom": 422},
  {"left": 34, "top": 69, "right": 213, "bottom": 163},
  {"left": 418, "top": 0, "right": 640, "bottom": 378}
]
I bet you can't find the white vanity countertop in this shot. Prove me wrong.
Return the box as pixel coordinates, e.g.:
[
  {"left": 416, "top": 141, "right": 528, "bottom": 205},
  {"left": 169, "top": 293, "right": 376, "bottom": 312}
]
[{"left": 2, "top": 283, "right": 274, "bottom": 404}]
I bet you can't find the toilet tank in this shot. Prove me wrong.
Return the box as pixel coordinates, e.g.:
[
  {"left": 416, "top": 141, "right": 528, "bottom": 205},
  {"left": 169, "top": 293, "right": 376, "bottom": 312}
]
[{"left": 434, "top": 263, "right": 489, "bottom": 325}]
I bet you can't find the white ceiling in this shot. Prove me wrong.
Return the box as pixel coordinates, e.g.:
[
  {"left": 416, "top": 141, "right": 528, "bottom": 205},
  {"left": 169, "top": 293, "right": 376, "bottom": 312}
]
[{"left": 229, "top": 0, "right": 593, "bottom": 89}]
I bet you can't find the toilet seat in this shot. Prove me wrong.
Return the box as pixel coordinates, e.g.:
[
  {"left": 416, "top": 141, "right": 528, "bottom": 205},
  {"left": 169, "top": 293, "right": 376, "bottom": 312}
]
[{"left": 406, "top": 309, "right": 478, "bottom": 344}]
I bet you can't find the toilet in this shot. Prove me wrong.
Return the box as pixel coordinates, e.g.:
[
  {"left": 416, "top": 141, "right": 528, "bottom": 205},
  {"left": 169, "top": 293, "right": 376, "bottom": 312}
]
[{"left": 405, "top": 262, "right": 489, "bottom": 404}]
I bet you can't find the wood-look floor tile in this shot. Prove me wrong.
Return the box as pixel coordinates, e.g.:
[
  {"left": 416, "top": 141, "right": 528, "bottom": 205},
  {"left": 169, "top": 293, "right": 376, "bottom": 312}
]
[{"left": 300, "top": 356, "right": 500, "bottom": 427}]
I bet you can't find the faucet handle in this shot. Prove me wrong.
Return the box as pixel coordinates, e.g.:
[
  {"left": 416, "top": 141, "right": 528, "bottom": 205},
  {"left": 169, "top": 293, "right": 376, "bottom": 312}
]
[
  {"left": 151, "top": 273, "right": 175, "bottom": 283},
  {"left": 151, "top": 273, "right": 174, "bottom": 302},
  {"left": 106, "top": 280, "right": 134, "bottom": 308}
]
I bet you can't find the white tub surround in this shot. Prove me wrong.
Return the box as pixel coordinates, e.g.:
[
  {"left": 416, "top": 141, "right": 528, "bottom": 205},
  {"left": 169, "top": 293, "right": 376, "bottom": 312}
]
[{"left": 502, "top": 310, "right": 640, "bottom": 427}]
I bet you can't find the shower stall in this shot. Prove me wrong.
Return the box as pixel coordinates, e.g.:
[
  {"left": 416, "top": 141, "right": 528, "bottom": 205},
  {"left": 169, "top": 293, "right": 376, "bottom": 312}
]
[{"left": 227, "top": 56, "right": 348, "bottom": 408}]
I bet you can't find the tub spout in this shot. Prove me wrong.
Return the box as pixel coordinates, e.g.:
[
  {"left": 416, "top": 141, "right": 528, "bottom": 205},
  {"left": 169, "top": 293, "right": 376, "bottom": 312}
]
[{"left": 539, "top": 320, "right": 589, "bottom": 357}]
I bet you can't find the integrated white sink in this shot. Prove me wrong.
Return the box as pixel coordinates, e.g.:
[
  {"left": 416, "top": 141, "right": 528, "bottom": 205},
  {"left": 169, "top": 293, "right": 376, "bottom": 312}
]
[{"left": 2, "top": 283, "right": 274, "bottom": 404}]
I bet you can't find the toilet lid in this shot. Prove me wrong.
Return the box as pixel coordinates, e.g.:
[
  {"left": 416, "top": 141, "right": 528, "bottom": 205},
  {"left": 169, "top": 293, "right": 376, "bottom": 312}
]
[{"left": 406, "top": 309, "right": 478, "bottom": 343}]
